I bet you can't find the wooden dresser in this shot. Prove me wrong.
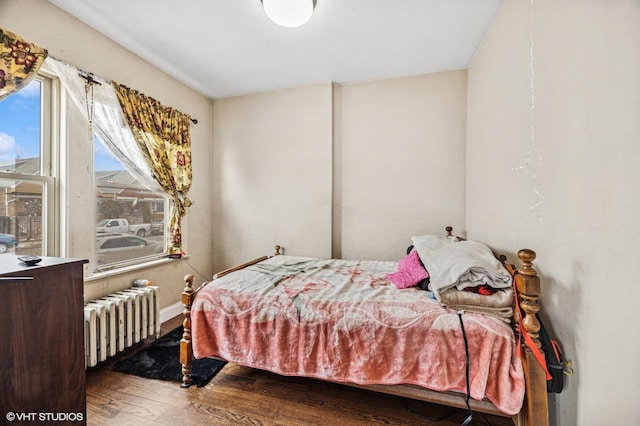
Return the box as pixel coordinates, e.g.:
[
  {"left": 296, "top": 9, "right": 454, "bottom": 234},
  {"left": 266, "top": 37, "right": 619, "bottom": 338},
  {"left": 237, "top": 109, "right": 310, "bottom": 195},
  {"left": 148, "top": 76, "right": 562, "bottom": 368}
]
[{"left": 0, "top": 256, "right": 88, "bottom": 424}]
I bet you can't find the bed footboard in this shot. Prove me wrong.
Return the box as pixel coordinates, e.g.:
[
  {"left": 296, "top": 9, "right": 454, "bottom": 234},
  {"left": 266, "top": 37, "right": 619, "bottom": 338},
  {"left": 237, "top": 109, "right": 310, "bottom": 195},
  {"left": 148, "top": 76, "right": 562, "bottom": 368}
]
[{"left": 180, "top": 248, "right": 281, "bottom": 388}]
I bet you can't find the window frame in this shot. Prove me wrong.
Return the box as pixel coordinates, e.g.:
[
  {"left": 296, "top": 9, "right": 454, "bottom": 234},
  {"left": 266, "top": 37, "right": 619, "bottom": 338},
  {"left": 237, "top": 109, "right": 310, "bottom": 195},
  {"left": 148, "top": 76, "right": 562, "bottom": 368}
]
[
  {"left": 1, "top": 69, "right": 182, "bottom": 276},
  {"left": 0, "top": 74, "right": 59, "bottom": 257}
]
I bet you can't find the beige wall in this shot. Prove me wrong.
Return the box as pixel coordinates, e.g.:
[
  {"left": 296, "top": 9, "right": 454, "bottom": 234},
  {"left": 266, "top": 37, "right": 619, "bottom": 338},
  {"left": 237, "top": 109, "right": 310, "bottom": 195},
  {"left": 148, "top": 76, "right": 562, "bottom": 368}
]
[
  {"left": 211, "top": 83, "right": 333, "bottom": 269},
  {"left": 467, "top": 0, "right": 640, "bottom": 424},
  {"left": 211, "top": 71, "right": 467, "bottom": 268},
  {"left": 334, "top": 72, "right": 467, "bottom": 260},
  {"left": 1, "top": 0, "right": 214, "bottom": 310}
]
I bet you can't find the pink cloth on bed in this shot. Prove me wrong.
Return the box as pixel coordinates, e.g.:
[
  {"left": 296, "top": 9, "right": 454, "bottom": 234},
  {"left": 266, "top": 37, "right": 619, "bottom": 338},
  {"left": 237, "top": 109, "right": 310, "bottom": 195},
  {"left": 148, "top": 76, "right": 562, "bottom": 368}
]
[
  {"left": 385, "top": 249, "right": 429, "bottom": 289},
  {"left": 191, "top": 256, "right": 524, "bottom": 415}
]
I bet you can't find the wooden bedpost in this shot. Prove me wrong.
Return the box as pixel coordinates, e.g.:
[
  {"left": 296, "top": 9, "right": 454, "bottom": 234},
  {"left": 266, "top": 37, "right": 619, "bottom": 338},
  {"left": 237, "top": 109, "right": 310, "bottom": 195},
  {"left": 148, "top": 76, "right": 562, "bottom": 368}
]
[
  {"left": 513, "top": 249, "right": 549, "bottom": 426},
  {"left": 180, "top": 274, "right": 195, "bottom": 388},
  {"left": 178, "top": 251, "right": 279, "bottom": 389}
]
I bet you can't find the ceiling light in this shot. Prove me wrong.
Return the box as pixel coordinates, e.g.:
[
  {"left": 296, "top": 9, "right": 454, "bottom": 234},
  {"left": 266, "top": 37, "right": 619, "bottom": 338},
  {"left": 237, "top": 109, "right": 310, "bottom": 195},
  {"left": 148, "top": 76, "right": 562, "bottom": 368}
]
[{"left": 261, "top": 0, "right": 316, "bottom": 28}]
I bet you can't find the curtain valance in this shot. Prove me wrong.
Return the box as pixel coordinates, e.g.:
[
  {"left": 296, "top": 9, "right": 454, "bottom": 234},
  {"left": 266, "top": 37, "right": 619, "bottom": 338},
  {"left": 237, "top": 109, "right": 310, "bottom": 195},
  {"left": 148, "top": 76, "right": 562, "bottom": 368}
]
[{"left": 0, "top": 27, "right": 47, "bottom": 100}]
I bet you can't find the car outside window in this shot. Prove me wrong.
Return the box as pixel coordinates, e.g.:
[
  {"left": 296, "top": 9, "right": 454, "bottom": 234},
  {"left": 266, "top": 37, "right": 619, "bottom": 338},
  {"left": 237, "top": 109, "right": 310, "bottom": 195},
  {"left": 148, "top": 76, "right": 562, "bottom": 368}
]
[{"left": 96, "top": 233, "right": 164, "bottom": 266}]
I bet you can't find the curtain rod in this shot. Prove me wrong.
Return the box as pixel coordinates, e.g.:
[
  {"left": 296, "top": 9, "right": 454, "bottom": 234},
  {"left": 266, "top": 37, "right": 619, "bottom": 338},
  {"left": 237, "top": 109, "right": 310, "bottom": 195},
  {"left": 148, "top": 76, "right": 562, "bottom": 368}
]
[{"left": 48, "top": 55, "right": 198, "bottom": 125}]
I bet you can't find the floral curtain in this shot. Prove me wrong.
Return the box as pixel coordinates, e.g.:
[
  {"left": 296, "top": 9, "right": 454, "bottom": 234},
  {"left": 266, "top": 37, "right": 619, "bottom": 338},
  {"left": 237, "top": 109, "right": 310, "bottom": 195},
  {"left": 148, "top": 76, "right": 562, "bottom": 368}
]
[
  {"left": 0, "top": 28, "right": 48, "bottom": 101},
  {"left": 113, "top": 83, "right": 193, "bottom": 256}
]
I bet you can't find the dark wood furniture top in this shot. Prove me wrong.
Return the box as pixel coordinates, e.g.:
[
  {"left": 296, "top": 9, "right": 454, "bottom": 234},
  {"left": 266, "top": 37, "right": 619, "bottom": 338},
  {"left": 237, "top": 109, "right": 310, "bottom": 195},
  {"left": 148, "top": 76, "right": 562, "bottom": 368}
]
[{"left": 0, "top": 256, "right": 88, "bottom": 424}]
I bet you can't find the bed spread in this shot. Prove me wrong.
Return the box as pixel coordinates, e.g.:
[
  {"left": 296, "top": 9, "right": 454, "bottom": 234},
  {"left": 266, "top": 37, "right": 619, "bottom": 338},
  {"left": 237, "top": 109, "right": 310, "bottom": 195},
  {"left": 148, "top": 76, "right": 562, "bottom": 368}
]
[{"left": 191, "top": 255, "right": 525, "bottom": 415}]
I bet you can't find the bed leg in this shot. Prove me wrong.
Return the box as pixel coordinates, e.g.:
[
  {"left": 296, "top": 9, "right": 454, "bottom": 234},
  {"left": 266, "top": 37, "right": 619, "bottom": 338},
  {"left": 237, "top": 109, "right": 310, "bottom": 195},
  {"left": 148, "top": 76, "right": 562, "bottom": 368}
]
[{"left": 180, "top": 274, "right": 195, "bottom": 388}]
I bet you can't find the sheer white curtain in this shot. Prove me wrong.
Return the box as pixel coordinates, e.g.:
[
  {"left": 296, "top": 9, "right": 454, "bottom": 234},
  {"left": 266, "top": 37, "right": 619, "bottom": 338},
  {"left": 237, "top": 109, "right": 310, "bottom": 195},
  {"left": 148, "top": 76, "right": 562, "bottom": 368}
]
[{"left": 42, "top": 57, "right": 161, "bottom": 193}]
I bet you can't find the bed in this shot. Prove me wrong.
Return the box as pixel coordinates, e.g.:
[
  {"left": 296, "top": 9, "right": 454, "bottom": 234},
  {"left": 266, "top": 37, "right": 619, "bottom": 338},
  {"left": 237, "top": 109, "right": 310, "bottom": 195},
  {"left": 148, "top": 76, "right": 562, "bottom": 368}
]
[{"left": 179, "top": 228, "right": 549, "bottom": 426}]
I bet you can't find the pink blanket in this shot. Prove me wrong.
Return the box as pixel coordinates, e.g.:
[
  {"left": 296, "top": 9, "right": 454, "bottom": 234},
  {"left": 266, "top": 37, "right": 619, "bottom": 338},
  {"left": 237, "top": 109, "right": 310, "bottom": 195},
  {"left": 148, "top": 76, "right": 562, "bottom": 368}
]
[{"left": 191, "top": 256, "right": 524, "bottom": 415}]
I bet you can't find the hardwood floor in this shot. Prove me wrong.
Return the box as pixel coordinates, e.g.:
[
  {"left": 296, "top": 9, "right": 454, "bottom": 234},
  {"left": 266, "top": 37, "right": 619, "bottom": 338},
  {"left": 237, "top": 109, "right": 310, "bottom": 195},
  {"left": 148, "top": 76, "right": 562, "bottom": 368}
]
[{"left": 86, "top": 317, "right": 513, "bottom": 425}]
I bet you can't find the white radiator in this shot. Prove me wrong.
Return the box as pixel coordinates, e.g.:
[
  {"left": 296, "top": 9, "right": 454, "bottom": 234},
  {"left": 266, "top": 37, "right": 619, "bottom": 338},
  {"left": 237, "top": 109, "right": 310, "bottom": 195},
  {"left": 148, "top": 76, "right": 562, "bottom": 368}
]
[{"left": 84, "top": 286, "right": 161, "bottom": 368}]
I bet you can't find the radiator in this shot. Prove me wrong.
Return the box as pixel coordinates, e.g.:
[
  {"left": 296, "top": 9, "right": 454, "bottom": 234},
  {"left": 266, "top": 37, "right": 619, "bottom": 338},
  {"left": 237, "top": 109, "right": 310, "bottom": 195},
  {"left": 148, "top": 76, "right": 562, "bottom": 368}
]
[{"left": 84, "top": 286, "right": 161, "bottom": 368}]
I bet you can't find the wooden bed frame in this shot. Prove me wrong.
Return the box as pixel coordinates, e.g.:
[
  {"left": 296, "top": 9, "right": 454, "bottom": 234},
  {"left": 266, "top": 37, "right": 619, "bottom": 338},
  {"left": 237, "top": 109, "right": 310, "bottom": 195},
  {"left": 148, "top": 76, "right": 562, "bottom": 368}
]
[{"left": 179, "top": 233, "right": 549, "bottom": 426}]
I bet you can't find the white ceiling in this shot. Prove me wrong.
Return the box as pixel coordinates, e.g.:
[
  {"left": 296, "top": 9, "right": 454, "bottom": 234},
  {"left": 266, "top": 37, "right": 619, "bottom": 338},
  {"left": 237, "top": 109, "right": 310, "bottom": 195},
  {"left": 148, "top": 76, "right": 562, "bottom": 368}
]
[{"left": 49, "top": 0, "right": 504, "bottom": 99}]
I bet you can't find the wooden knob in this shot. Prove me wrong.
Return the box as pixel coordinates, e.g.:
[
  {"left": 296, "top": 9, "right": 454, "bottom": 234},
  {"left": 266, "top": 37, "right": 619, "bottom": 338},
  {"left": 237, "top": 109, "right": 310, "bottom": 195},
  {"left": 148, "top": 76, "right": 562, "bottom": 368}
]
[
  {"left": 445, "top": 226, "right": 453, "bottom": 236},
  {"left": 517, "top": 249, "right": 536, "bottom": 263},
  {"left": 517, "top": 249, "right": 537, "bottom": 276}
]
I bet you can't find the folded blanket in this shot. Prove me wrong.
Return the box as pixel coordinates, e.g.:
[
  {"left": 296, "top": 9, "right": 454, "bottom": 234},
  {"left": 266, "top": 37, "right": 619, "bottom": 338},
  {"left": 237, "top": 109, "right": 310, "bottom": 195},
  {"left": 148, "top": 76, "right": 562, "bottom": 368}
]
[
  {"left": 437, "top": 286, "right": 514, "bottom": 308},
  {"left": 411, "top": 235, "right": 512, "bottom": 296},
  {"left": 444, "top": 304, "right": 514, "bottom": 323},
  {"left": 437, "top": 287, "right": 514, "bottom": 323}
]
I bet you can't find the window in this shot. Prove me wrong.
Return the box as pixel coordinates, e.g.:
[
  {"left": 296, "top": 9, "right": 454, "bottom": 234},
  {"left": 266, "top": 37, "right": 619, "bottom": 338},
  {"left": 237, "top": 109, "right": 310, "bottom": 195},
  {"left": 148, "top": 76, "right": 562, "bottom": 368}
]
[
  {"left": 0, "top": 77, "right": 56, "bottom": 257},
  {"left": 94, "top": 136, "right": 168, "bottom": 271},
  {"left": 0, "top": 69, "right": 171, "bottom": 273}
]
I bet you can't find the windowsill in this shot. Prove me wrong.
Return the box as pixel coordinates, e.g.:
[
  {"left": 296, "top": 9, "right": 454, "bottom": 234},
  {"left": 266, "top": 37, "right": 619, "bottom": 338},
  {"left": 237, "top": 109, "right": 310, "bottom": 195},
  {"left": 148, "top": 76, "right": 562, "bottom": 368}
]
[{"left": 85, "top": 254, "right": 190, "bottom": 282}]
